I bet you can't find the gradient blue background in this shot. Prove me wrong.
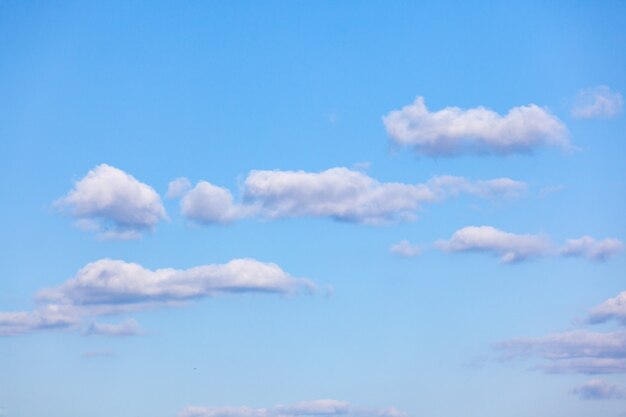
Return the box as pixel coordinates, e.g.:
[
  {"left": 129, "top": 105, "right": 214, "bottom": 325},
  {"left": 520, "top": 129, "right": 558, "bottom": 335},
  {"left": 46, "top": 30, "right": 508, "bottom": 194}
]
[{"left": 1, "top": 1, "right": 625, "bottom": 416}]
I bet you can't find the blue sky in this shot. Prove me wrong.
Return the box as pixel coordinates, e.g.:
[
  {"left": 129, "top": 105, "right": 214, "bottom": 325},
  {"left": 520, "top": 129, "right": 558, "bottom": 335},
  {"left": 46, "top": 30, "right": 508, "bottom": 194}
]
[{"left": 1, "top": 1, "right": 625, "bottom": 416}]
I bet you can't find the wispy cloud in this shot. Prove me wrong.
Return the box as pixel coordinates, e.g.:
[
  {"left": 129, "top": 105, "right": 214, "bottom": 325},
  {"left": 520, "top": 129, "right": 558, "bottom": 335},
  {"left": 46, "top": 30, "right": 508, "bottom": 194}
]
[
  {"left": 84, "top": 319, "right": 142, "bottom": 336},
  {"left": 383, "top": 96, "right": 568, "bottom": 156},
  {"left": 0, "top": 258, "right": 315, "bottom": 337},
  {"left": 571, "top": 86, "right": 623, "bottom": 119},
  {"left": 55, "top": 164, "right": 167, "bottom": 239},
  {"left": 390, "top": 240, "right": 422, "bottom": 257},
  {"left": 82, "top": 350, "right": 115, "bottom": 359},
  {"left": 435, "top": 226, "right": 622, "bottom": 263},
  {"left": 174, "top": 168, "right": 526, "bottom": 225},
  {"left": 178, "top": 400, "right": 406, "bottom": 417},
  {"left": 573, "top": 379, "right": 626, "bottom": 400}
]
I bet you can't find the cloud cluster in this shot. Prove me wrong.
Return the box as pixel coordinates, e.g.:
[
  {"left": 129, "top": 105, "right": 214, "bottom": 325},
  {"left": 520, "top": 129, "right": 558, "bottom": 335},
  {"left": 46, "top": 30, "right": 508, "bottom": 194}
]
[
  {"left": 178, "top": 400, "right": 406, "bottom": 417},
  {"left": 573, "top": 379, "right": 626, "bottom": 400},
  {"left": 0, "top": 259, "right": 314, "bottom": 337},
  {"left": 433, "top": 226, "right": 622, "bottom": 263},
  {"left": 56, "top": 164, "right": 167, "bottom": 239},
  {"left": 571, "top": 86, "right": 623, "bottom": 119},
  {"left": 383, "top": 97, "right": 568, "bottom": 156},
  {"left": 174, "top": 168, "right": 526, "bottom": 225},
  {"left": 497, "top": 290, "right": 626, "bottom": 378}
]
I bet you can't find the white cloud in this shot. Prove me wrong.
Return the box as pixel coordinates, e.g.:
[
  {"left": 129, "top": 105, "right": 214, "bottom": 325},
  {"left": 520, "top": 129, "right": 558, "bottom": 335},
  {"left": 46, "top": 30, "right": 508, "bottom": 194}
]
[
  {"left": 588, "top": 292, "right": 626, "bottom": 326},
  {"left": 178, "top": 400, "right": 405, "bottom": 417},
  {"left": 84, "top": 318, "right": 141, "bottom": 336},
  {"left": 390, "top": 240, "right": 422, "bottom": 257},
  {"left": 167, "top": 177, "right": 193, "bottom": 199},
  {"left": 175, "top": 168, "right": 526, "bottom": 225},
  {"left": 383, "top": 96, "right": 568, "bottom": 156},
  {"left": 1, "top": 258, "right": 314, "bottom": 337},
  {"left": 56, "top": 164, "right": 167, "bottom": 239},
  {"left": 497, "top": 330, "right": 626, "bottom": 374},
  {"left": 571, "top": 86, "right": 623, "bottom": 119},
  {"left": 435, "top": 226, "right": 552, "bottom": 263},
  {"left": 561, "top": 236, "right": 624, "bottom": 262},
  {"left": 573, "top": 379, "right": 626, "bottom": 400}
]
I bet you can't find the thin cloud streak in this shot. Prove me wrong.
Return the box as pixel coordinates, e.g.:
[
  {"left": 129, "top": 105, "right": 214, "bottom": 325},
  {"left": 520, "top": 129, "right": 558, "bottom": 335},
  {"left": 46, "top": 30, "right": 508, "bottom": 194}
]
[{"left": 178, "top": 400, "right": 406, "bottom": 417}]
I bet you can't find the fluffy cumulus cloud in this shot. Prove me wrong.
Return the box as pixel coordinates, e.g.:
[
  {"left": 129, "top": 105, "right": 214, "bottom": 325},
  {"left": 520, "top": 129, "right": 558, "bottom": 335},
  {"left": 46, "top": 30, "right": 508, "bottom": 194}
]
[
  {"left": 56, "top": 164, "right": 167, "bottom": 239},
  {"left": 181, "top": 181, "right": 243, "bottom": 224},
  {"left": 561, "top": 236, "right": 624, "bottom": 262},
  {"left": 382, "top": 96, "right": 568, "bottom": 156},
  {"left": 390, "top": 240, "right": 422, "bottom": 257},
  {"left": 0, "top": 259, "right": 314, "bottom": 337},
  {"left": 178, "top": 400, "right": 406, "bottom": 417},
  {"left": 497, "top": 330, "right": 626, "bottom": 374},
  {"left": 436, "top": 226, "right": 623, "bottom": 263},
  {"left": 173, "top": 168, "right": 526, "bottom": 225},
  {"left": 435, "top": 226, "right": 552, "bottom": 263},
  {"left": 571, "top": 86, "right": 623, "bottom": 119},
  {"left": 573, "top": 379, "right": 626, "bottom": 400}
]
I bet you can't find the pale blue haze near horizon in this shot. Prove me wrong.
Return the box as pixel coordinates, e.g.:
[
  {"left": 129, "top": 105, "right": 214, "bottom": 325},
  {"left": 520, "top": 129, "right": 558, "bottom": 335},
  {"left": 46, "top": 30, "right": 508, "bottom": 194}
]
[{"left": 1, "top": 1, "right": 625, "bottom": 417}]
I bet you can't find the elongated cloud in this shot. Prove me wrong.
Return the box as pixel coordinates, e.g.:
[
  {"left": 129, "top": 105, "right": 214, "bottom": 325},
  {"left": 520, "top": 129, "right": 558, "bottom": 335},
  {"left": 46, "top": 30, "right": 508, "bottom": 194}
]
[
  {"left": 435, "top": 226, "right": 552, "bottom": 263},
  {"left": 175, "top": 168, "right": 526, "bottom": 225},
  {"left": 561, "top": 236, "right": 624, "bottom": 261},
  {"left": 178, "top": 400, "right": 406, "bottom": 417},
  {"left": 56, "top": 164, "right": 167, "bottom": 239},
  {"left": 38, "top": 258, "right": 314, "bottom": 307},
  {"left": 0, "top": 305, "right": 78, "bottom": 336},
  {"left": 497, "top": 330, "right": 626, "bottom": 374},
  {"left": 383, "top": 96, "right": 568, "bottom": 156},
  {"left": 436, "top": 226, "right": 623, "bottom": 263},
  {"left": 0, "top": 259, "right": 314, "bottom": 337},
  {"left": 571, "top": 86, "right": 623, "bottom": 119},
  {"left": 573, "top": 379, "right": 626, "bottom": 400}
]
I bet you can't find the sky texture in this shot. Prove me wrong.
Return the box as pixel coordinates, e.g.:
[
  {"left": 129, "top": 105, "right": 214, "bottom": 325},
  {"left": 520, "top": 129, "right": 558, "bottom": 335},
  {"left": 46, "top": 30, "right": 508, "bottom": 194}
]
[{"left": 1, "top": 1, "right": 626, "bottom": 417}]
